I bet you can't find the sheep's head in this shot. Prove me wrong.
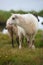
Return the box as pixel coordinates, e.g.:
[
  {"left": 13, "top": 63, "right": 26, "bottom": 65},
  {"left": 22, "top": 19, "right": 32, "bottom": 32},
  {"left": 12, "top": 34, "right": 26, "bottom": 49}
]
[
  {"left": 12, "top": 14, "right": 20, "bottom": 24},
  {"left": 6, "top": 14, "right": 20, "bottom": 28}
]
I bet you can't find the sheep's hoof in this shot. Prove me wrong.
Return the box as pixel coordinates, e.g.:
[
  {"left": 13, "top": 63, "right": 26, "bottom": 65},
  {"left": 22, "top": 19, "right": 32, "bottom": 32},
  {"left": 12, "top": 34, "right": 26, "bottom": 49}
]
[
  {"left": 32, "top": 45, "right": 35, "bottom": 49},
  {"left": 29, "top": 44, "right": 35, "bottom": 49},
  {"left": 19, "top": 45, "right": 21, "bottom": 49}
]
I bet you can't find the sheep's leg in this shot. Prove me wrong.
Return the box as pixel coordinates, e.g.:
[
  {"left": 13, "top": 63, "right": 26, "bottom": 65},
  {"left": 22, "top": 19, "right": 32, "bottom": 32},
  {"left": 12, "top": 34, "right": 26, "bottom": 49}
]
[
  {"left": 7, "top": 29, "right": 14, "bottom": 48},
  {"left": 26, "top": 35, "right": 33, "bottom": 48},
  {"left": 26, "top": 35, "right": 29, "bottom": 47},
  {"left": 19, "top": 35, "right": 22, "bottom": 49},
  {"left": 29, "top": 36, "right": 35, "bottom": 49},
  {"left": 28, "top": 38, "right": 32, "bottom": 48},
  {"left": 32, "top": 33, "right": 36, "bottom": 49},
  {"left": 29, "top": 40, "right": 35, "bottom": 49},
  {"left": 26, "top": 34, "right": 35, "bottom": 49},
  {"left": 16, "top": 36, "right": 19, "bottom": 47},
  {"left": 32, "top": 39, "right": 35, "bottom": 49},
  {"left": 11, "top": 32, "right": 14, "bottom": 48},
  {"left": 11, "top": 27, "right": 14, "bottom": 48}
]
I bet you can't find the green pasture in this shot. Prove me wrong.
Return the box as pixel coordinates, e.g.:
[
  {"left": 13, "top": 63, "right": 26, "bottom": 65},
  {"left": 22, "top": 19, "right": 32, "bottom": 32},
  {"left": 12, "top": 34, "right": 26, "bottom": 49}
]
[{"left": 0, "top": 30, "right": 43, "bottom": 65}]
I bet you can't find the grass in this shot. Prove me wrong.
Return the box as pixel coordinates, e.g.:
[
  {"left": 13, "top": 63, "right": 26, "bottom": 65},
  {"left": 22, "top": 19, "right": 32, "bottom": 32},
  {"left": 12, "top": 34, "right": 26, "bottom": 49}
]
[
  {"left": 35, "top": 30, "right": 43, "bottom": 47},
  {"left": 0, "top": 30, "right": 43, "bottom": 65},
  {"left": 0, "top": 47, "right": 43, "bottom": 65}
]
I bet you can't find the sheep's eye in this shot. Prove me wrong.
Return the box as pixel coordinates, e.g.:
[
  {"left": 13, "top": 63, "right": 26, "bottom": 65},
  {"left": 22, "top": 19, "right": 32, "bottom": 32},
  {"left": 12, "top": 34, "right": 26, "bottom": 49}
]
[{"left": 12, "top": 17, "right": 15, "bottom": 20}]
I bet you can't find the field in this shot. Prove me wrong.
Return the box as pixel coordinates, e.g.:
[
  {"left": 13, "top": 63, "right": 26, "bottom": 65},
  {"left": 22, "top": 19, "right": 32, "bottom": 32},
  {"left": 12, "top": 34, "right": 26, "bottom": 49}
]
[{"left": 0, "top": 30, "right": 43, "bottom": 65}]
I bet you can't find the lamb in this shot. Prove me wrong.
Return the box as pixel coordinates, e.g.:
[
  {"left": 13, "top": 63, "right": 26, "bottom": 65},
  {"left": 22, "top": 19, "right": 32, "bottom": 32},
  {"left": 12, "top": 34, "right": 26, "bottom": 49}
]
[
  {"left": 6, "top": 13, "right": 39, "bottom": 49},
  {"left": 6, "top": 23, "right": 26, "bottom": 49}
]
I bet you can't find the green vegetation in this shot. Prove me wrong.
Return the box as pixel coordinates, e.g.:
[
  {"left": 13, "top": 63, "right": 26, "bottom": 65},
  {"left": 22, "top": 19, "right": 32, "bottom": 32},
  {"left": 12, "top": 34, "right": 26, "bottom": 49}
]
[
  {"left": 0, "top": 30, "right": 43, "bottom": 65},
  {"left": 0, "top": 10, "right": 11, "bottom": 30},
  {"left": 35, "top": 30, "right": 43, "bottom": 47},
  {"left": 0, "top": 47, "right": 43, "bottom": 65},
  {"left": 38, "top": 10, "right": 43, "bottom": 17},
  {"left": 0, "top": 10, "right": 11, "bottom": 23}
]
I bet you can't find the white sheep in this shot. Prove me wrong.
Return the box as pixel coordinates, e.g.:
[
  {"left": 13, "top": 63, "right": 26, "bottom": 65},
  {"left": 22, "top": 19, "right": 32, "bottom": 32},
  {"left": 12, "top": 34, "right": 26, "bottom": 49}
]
[
  {"left": 6, "top": 23, "right": 26, "bottom": 49},
  {"left": 6, "top": 13, "right": 39, "bottom": 49}
]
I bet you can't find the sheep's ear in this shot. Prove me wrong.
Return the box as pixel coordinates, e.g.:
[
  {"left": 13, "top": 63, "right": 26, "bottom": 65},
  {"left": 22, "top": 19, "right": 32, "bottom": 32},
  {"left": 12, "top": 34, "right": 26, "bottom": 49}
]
[{"left": 15, "top": 15, "right": 18, "bottom": 19}]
